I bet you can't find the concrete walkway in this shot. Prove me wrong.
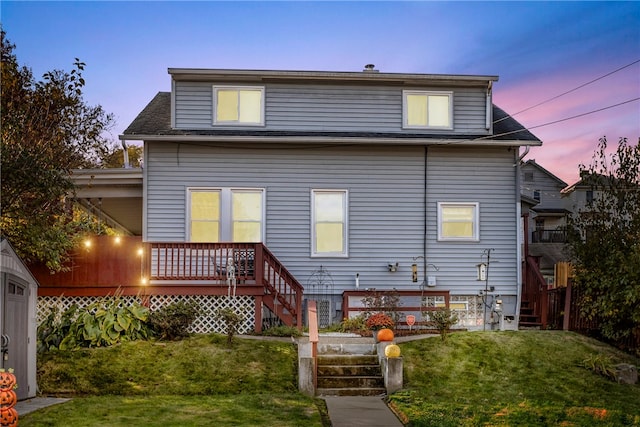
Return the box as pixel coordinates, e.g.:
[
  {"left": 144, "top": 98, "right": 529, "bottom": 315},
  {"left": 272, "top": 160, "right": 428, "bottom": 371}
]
[
  {"left": 15, "top": 397, "right": 71, "bottom": 415},
  {"left": 324, "top": 396, "right": 404, "bottom": 427}
]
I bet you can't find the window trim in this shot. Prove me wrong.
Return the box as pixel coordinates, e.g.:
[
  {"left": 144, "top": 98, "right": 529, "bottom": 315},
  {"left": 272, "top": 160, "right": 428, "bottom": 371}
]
[
  {"left": 212, "top": 85, "right": 265, "bottom": 126},
  {"left": 311, "top": 189, "right": 349, "bottom": 258},
  {"left": 402, "top": 90, "right": 453, "bottom": 130},
  {"left": 437, "top": 202, "right": 480, "bottom": 242},
  {"left": 187, "top": 187, "right": 265, "bottom": 242}
]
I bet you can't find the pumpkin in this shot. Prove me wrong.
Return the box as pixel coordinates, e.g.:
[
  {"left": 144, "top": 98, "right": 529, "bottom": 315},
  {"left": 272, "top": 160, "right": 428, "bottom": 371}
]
[
  {"left": 0, "top": 407, "right": 18, "bottom": 427},
  {"left": 0, "top": 389, "right": 16, "bottom": 409},
  {"left": 376, "top": 328, "right": 394, "bottom": 342},
  {"left": 0, "top": 371, "right": 16, "bottom": 390},
  {"left": 384, "top": 344, "right": 402, "bottom": 358}
]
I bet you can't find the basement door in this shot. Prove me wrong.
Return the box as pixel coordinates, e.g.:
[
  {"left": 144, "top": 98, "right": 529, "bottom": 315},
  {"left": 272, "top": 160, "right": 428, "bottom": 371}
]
[{"left": 1, "top": 279, "right": 29, "bottom": 400}]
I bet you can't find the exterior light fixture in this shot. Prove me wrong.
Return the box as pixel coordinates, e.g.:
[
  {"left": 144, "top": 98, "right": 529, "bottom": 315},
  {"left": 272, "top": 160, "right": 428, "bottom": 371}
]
[
  {"left": 140, "top": 277, "right": 148, "bottom": 285},
  {"left": 388, "top": 262, "right": 399, "bottom": 272},
  {"left": 137, "top": 247, "right": 144, "bottom": 257},
  {"left": 114, "top": 236, "right": 122, "bottom": 245},
  {"left": 83, "top": 239, "right": 92, "bottom": 249}
]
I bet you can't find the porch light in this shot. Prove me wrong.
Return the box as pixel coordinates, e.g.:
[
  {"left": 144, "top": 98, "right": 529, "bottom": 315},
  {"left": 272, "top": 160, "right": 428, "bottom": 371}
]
[
  {"left": 114, "top": 236, "right": 121, "bottom": 245},
  {"left": 140, "top": 277, "right": 148, "bottom": 285},
  {"left": 83, "top": 238, "right": 92, "bottom": 249},
  {"left": 137, "top": 247, "right": 144, "bottom": 257}
]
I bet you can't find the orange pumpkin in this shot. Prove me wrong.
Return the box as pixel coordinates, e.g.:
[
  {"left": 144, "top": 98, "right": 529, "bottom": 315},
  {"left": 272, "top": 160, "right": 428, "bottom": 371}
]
[
  {"left": 377, "top": 328, "right": 394, "bottom": 342},
  {"left": 0, "top": 407, "right": 18, "bottom": 427},
  {"left": 0, "top": 371, "right": 16, "bottom": 390},
  {"left": 0, "top": 389, "right": 16, "bottom": 409}
]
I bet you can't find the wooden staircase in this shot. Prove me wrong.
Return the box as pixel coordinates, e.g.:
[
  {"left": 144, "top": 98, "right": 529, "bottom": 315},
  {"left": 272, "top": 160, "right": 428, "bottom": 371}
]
[
  {"left": 519, "top": 300, "right": 542, "bottom": 328},
  {"left": 520, "top": 255, "right": 548, "bottom": 329},
  {"left": 315, "top": 338, "right": 386, "bottom": 397}
]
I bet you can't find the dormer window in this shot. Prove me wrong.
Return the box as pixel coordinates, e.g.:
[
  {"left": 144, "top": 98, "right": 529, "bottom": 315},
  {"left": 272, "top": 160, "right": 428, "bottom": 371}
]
[
  {"left": 213, "top": 86, "right": 264, "bottom": 125},
  {"left": 403, "top": 90, "right": 453, "bottom": 129}
]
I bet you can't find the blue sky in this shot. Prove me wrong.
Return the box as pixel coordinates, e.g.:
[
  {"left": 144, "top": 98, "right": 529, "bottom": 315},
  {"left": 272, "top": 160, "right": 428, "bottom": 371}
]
[{"left": 2, "top": 1, "right": 639, "bottom": 184}]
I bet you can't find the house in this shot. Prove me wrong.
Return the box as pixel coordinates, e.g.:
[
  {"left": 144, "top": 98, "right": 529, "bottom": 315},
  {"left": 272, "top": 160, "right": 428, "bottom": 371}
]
[
  {"left": 520, "top": 159, "right": 571, "bottom": 284},
  {"left": 35, "top": 66, "right": 542, "bottom": 333},
  {"left": 1, "top": 237, "right": 38, "bottom": 400}
]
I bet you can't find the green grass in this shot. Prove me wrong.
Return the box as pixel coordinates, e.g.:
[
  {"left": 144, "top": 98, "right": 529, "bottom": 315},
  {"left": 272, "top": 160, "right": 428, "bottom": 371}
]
[
  {"left": 22, "top": 331, "right": 640, "bottom": 426},
  {"left": 390, "top": 330, "right": 640, "bottom": 426},
  {"left": 23, "top": 334, "right": 326, "bottom": 426}
]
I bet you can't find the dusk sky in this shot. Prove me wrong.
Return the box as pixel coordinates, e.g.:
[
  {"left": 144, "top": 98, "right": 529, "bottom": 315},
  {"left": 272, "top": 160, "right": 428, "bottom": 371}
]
[{"left": 2, "top": 1, "right": 639, "bottom": 185}]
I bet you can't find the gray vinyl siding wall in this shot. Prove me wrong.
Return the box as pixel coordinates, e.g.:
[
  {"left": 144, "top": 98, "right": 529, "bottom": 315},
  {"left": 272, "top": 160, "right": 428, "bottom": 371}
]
[
  {"left": 425, "top": 147, "right": 518, "bottom": 297},
  {"left": 173, "top": 81, "right": 488, "bottom": 135},
  {"left": 145, "top": 142, "right": 518, "bottom": 297}
]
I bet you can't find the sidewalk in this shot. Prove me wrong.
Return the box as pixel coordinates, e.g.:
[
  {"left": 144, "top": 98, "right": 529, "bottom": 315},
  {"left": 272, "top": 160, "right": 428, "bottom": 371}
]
[
  {"left": 323, "top": 396, "right": 404, "bottom": 427},
  {"left": 15, "top": 397, "right": 71, "bottom": 416}
]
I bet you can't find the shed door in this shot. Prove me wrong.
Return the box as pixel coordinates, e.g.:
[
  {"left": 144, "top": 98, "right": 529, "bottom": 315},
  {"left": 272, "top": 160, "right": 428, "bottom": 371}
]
[{"left": 2, "top": 279, "right": 29, "bottom": 399}]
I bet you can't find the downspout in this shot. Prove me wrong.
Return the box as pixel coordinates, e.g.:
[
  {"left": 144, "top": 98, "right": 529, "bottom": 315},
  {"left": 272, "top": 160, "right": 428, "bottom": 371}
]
[
  {"left": 423, "top": 145, "right": 428, "bottom": 283},
  {"left": 515, "top": 147, "right": 524, "bottom": 325},
  {"left": 121, "top": 139, "right": 130, "bottom": 169}
]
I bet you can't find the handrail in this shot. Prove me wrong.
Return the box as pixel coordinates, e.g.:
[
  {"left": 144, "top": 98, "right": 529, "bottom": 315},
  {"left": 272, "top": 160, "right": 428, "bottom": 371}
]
[
  {"left": 261, "top": 244, "right": 304, "bottom": 328},
  {"left": 523, "top": 255, "right": 550, "bottom": 326}
]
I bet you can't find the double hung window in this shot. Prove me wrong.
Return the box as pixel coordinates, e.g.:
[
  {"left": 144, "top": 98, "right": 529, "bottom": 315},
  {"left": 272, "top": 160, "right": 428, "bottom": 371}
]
[
  {"left": 437, "top": 202, "right": 479, "bottom": 241},
  {"left": 312, "top": 190, "right": 348, "bottom": 257}
]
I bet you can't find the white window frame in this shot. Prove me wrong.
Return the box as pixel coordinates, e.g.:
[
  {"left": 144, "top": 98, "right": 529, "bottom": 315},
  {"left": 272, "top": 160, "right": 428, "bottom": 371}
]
[
  {"left": 212, "top": 85, "right": 265, "bottom": 126},
  {"left": 187, "top": 187, "right": 265, "bottom": 242},
  {"left": 402, "top": 90, "right": 453, "bottom": 130},
  {"left": 311, "top": 189, "right": 349, "bottom": 257},
  {"left": 437, "top": 202, "right": 479, "bottom": 242}
]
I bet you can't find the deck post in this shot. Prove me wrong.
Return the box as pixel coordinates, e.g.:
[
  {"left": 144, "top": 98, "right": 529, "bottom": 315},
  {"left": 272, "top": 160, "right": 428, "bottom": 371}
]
[
  {"left": 562, "top": 281, "right": 572, "bottom": 331},
  {"left": 254, "top": 295, "right": 263, "bottom": 333}
]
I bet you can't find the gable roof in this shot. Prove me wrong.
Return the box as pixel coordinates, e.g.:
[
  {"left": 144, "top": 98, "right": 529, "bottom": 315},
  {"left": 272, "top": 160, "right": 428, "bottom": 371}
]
[{"left": 522, "top": 160, "right": 567, "bottom": 187}]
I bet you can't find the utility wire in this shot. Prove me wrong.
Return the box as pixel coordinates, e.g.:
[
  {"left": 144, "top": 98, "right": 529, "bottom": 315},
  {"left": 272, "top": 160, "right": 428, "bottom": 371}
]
[
  {"left": 494, "top": 59, "right": 640, "bottom": 124},
  {"left": 464, "top": 97, "right": 640, "bottom": 143}
]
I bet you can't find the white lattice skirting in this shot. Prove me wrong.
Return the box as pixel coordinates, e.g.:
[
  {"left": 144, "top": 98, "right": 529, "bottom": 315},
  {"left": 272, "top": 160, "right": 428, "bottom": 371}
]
[{"left": 37, "top": 295, "right": 255, "bottom": 334}]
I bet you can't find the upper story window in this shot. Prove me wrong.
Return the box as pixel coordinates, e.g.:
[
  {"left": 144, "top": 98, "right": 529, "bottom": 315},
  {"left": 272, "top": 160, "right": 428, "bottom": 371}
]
[
  {"left": 312, "top": 190, "right": 348, "bottom": 257},
  {"left": 437, "top": 202, "right": 479, "bottom": 242},
  {"left": 213, "top": 86, "right": 265, "bottom": 126},
  {"left": 403, "top": 90, "right": 453, "bottom": 130},
  {"left": 533, "top": 190, "right": 541, "bottom": 201}
]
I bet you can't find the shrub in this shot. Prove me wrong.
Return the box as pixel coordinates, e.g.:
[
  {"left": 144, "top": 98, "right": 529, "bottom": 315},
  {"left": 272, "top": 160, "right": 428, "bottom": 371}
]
[
  {"left": 216, "top": 308, "right": 244, "bottom": 346},
  {"left": 582, "top": 354, "right": 617, "bottom": 380},
  {"left": 427, "top": 308, "right": 459, "bottom": 341},
  {"left": 37, "top": 294, "right": 151, "bottom": 351},
  {"left": 340, "top": 315, "right": 368, "bottom": 334},
  {"left": 147, "top": 301, "right": 201, "bottom": 341}
]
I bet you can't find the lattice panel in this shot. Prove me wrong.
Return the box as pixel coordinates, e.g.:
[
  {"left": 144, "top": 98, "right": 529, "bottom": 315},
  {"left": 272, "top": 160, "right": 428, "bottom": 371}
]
[
  {"left": 148, "top": 295, "right": 254, "bottom": 334},
  {"left": 317, "top": 300, "right": 331, "bottom": 328},
  {"left": 37, "top": 295, "right": 254, "bottom": 334}
]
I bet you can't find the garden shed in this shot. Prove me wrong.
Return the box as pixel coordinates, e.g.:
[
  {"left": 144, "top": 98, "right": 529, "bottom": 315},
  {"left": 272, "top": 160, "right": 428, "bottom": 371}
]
[{"left": 1, "top": 237, "right": 38, "bottom": 399}]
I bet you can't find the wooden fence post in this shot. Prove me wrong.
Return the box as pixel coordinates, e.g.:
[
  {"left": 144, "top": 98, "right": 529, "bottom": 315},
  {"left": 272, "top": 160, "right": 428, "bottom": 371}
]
[{"left": 563, "top": 281, "right": 572, "bottom": 331}]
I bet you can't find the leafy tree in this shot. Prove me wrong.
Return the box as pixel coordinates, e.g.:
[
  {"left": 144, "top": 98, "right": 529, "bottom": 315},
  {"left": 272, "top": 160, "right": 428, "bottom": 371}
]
[
  {"left": 99, "top": 142, "right": 143, "bottom": 168},
  {"left": 1, "top": 30, "right": 114, "bottom": 270},
  {"left": 567, "top": 136, "right": 640, "bottom": 348}
]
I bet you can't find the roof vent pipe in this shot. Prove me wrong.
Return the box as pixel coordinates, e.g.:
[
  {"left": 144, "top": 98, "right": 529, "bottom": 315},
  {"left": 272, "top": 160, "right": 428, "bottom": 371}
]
[{"left": 363, "top": 64, "right": 379, "bottom": 73}]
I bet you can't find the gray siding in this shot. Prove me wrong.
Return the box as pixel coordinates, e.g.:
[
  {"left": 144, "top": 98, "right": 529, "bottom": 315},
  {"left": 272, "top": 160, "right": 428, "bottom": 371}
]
[
  {"left": 145, "top": 142, "right": 518, "bottom": 298},
  {"left": 173, "top": 81, "right": 488, "bottom": 135},
  {"left": 426, "top": 147, "right": 518, "bottom": 296}
]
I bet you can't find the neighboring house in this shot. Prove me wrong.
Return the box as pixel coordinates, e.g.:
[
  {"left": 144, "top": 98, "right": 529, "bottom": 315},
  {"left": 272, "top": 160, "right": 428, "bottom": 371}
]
[
  {"left": 520, "top": 159, "right": 571, "bottom": 284},
  {"left": 35, "top": 66, "right": 542, "bottom": 332},
  {"left": 1, "top": 237, "right": 38, "bottom": 400}
]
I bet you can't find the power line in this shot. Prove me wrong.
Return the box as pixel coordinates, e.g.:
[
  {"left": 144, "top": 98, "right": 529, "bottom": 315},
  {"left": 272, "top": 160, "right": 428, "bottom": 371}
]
[{"left": 494, "top": 59, "right": 640, "bottom": 125}]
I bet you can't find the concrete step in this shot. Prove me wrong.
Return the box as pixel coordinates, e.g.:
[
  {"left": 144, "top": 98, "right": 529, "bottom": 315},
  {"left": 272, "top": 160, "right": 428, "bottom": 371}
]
[
  {"left": 318, "top": 364, "right": 382, "bottom": 376},
  {"left": 317, "top": 375, "right": 385, "bottom": 389},
  {"left": 316, "top": 387, "right": 387, "bottom": 397},
  {"left": 318, "top": 354, "right": 379, "bottom": 366}
]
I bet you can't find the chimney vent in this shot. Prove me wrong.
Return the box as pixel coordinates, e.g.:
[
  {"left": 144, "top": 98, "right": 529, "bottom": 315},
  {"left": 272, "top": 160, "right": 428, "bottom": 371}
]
[{"left": 363, "top": 64, "right": 379, "bottom": 73}]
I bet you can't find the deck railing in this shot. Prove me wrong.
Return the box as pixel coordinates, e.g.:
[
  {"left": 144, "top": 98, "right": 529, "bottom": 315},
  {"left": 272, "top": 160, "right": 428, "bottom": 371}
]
[
  {"left": 532, "top": 229, "right": 567, "bottom": 243},
  {"left": 148, "top": 242, "right": 303, "bottom": 328}
]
